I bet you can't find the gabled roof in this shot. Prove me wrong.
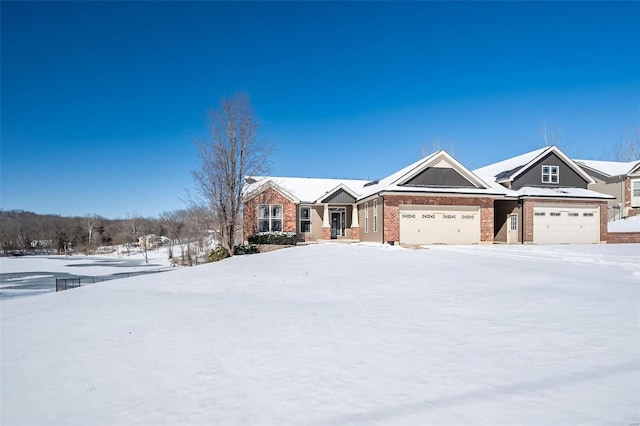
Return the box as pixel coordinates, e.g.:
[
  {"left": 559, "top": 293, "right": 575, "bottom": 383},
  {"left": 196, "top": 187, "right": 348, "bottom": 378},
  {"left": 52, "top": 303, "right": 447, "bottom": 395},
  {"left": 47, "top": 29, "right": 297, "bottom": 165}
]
[
  {"left": 243, "top": 176, "right": 369, "bottom": 203},
  {"left": 242, "top": 179, "right": 301, "bottom": 203},
  {"left": 574, "top": 159, "right": 640, "bottom": 178},
  {"left": 474, "top": 145, "right": 595, "bottom": 185},
  {"left": 314, "top": 183, "right": 360, "bottom": 203},
  {"left": 359, "top": 150, "right": 494, "bottom": 199}
]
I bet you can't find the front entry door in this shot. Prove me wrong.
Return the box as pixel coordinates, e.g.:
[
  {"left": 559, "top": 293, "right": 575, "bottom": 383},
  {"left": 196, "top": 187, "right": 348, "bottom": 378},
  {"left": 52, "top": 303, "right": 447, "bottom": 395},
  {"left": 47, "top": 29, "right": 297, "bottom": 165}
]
[
  {"left": 507, "top": 215, "right": 518, "bottom": 244},
  {"left": 331, "top": 212, "right": 340, "bottom": 239}
]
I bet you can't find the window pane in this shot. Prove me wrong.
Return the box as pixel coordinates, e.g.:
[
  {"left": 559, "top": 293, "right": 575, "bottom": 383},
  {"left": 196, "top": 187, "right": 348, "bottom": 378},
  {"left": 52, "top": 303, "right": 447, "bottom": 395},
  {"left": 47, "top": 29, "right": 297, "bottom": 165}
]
[
  {"left": 258, "top": 220, "right": 270, "bottom": 232},
  {"left": 542, "top": 175, "right": 550, "bottom": 183},
  {"left": 258, "top": 205, "right": 269, "bottom": 219},
  {"left": 551, "top": 175, "right": 558, "bottom": 183},
  {"left": 271, "top": 219, "right": 282, "bottom": 232},
  {"left": 301, "top": 220, "right": 311, "bottom": 233},
  {"left": 272, "top": 205, "right": 282, "bottom": 218},
  {"left": 551, "top": 167, "right": 558, "bottom": 175},
  {"left": 301, "top": 207, "right": 310, "bottom": 219},
  {"left": 543, "top": 166, "right": 550, "bottom": 174}
]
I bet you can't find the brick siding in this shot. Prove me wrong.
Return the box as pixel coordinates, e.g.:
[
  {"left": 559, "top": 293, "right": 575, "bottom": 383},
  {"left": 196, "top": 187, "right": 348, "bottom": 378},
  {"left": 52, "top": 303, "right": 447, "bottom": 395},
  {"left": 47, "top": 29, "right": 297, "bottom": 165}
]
[
  {"left": 607, "top": 232, "right": 640, "bottom": 244},
  {"left": 350, "top": 227, "right": 360, "bottom": 240},
  {"left": 628, "top": 209, "right": 640, "bottom": 218},
  {"left": 243, "top": 187, "right": 297, "bottom": 241},
  {"left": 624, "top": 177, "right": 631, "bottom": 210}
]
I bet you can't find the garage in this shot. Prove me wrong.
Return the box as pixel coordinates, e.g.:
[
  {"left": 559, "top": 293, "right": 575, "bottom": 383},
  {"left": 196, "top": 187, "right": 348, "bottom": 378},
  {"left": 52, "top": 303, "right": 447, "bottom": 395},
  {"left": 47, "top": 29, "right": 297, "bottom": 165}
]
[
  {"left": 399, "top": 205, "right": 481, "bottom": 245},
  {"left": 533, "top": 205, "right": 600, "bottom": 244}
]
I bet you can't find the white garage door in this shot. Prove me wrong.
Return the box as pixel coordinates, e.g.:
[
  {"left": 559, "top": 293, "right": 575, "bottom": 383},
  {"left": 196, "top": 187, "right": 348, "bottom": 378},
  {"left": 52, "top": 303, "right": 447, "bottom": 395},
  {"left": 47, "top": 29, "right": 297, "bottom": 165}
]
[
  {"left": 533, "top": 206, "right": 600, "bottom": 244},
  {"left": 399, "top": 206, "right": 481, "bottom": 245}
]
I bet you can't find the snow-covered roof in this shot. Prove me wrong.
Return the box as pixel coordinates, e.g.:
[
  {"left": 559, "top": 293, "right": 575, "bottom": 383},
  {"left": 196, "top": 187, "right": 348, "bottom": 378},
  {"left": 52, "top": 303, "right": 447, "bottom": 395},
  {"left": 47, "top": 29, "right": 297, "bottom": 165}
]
[
  {"left": 473, "top": 147, "right": 548, "bottom": 182},
  {"left": 515, "top": 186, "right": 613, "bottom": 199},
  {"left": 246, "top": 148, "right": 613, "bottom": 204},
  {"left": 473, "top": 145, "right": 595, "bottom": 185},
  {"left": 359, "top": 150, "right": 496, "bottom": 199},
  {"left": 243, "top": 176, "right": 369, "bottom": 203},
  {"left": 574, "top": 159, "right": 640, "bottom": 177}
]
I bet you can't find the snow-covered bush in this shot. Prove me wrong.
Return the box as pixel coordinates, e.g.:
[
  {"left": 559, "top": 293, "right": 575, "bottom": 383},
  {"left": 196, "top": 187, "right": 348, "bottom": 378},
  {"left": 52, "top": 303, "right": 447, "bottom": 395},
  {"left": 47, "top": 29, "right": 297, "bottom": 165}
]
[
  {"left": 248, "top": 232, "right": 297, "bottom": 246},
  {"left": 233, "top": 244, "right": 259, "bottom": 256}
]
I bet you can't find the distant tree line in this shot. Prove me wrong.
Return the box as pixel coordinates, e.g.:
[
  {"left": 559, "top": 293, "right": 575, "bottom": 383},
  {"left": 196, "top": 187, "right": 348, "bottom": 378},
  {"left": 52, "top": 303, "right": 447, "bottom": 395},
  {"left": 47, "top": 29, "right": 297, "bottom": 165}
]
[{"left": 0, "top": 207, "right": 214, "bottom": 257}]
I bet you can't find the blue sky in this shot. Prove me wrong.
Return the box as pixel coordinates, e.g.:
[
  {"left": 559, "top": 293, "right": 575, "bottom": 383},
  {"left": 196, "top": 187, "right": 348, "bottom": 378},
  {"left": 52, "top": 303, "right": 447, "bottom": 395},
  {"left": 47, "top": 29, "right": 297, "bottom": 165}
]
[{"left": 2, "top": 1, "right": 639, "bottom": 219}]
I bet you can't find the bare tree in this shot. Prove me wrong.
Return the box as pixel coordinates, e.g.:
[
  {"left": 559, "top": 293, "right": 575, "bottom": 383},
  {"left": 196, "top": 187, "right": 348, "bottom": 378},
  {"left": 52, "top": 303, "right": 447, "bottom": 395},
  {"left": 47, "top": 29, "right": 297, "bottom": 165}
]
[
  {"left": 539, "top": 120, "right": 577, "bottom": 156},
  {"left": 184, "top": 205, "right": 211, "bottom": 261},
  {"left": 612, "top": 127, "right": 640, "bottom": 161},
  {"left": 192, "top": 93, "right": 271, "bottom": 257},
  {"left": 420, "top": 137, "right": 456, "bottom": 158},
  {"left": 84, "top": 214, "right": 98, "bottom": 254},
  {"left": 540, "top": 120, "right": 563, "bottom": 147},
  {"left": 160, "top": 209, "right": 185, "bottom": 261}
]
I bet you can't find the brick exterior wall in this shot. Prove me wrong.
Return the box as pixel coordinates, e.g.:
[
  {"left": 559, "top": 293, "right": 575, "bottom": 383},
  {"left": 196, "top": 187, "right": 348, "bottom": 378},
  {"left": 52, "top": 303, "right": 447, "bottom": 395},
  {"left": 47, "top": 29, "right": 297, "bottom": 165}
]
[
  {"left": 350, "top": 227, "right": 360, "bottom": 240},
  {"left": 624, "top": 177, "right": 631, "bottom": 210},
  {"left": 521, "top": 198, "right": 609, "bottom": 243},
  {"left": 322, "top": 227, "right": 331, "bottom": 239},
  {"left": 607, "top": 232, "right": 640, "bottom": 244},
  {"left": 243, "top": 187, "right": 297, "bottom": 241},
  {"left": 625, "top": 177, "right": 640, "bottom": 217},
  {"left": 382, "top": 195, "right": 494, "bottom": 244}
]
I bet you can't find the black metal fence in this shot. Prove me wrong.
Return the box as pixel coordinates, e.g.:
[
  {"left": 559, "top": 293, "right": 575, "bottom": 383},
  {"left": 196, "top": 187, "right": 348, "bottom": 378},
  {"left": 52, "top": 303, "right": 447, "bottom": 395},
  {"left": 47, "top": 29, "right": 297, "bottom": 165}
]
[
  {"left": 56, "top": 278, "right": 81, "bottom": 292},
  {"left": 54, "top": 268, "right": 170, "bottom": 292}
]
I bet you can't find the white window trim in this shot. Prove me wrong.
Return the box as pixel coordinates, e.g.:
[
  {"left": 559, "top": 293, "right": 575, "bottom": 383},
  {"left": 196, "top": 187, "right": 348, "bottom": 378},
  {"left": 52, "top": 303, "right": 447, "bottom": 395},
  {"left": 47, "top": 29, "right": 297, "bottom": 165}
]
[
  {"left": 299, "top": 205, "right": 312, "bottom": 233},
  {"left": 542, "top": 165, "right": 559, "bottom": 184},
  {"left": 364, "top": 202, "right": 369, "bottom": 233},
  {"left": 258, "top": 204, "right": 283, "bottom": 232},
  {"left": 632, "top": 179, "right": 640, "bottom": 208},
  {"left": 373, "top": 199, "right": 378, "bottom": 233}
]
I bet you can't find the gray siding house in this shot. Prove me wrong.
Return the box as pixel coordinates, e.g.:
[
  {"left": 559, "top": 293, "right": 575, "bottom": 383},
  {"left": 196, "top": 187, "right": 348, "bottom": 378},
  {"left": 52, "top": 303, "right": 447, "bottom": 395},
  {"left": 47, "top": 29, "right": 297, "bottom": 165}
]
[{"left": 574, "top": 159, "right": 640, "bottom": 220}]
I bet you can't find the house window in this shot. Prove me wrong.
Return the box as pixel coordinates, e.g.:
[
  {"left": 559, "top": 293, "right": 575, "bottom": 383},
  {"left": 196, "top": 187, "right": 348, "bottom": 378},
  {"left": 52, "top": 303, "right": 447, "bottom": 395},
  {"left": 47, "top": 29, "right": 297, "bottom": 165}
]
[
  {"left": 373, "top": 200, "right": 378, "bottom": 232},
  {"left": 299, "top": 206, "right": 311, "bottom": 233},
  {"left": 510, "top": 215, "right": 517, "bottom": 231},
  {"left": 364, "top": 202, "right": 369, "bottom": 233},
  {"left": 542, "top": 165, "right": 559, "bottom": 184},
  {"left": 258, "top": 204, "right": 282, "bottom": 232},
  {"left": 632, "top": 179, "right": 640, "bottom": 208}
]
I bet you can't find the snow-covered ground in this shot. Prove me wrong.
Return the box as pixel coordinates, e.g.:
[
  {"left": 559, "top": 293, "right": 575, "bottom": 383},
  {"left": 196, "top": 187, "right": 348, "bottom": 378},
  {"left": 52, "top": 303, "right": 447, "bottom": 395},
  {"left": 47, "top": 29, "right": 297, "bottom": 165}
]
[
  {"left": 609, "top": 215, "right": 640, "bottom": 232},
  {"left": 1, "top": 243, "right": 639, "bottom": 425}
]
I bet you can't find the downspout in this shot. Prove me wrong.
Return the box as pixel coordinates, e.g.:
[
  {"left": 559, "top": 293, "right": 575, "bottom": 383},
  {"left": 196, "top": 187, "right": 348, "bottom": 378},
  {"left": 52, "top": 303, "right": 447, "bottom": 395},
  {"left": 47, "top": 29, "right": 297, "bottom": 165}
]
[
  {"left": 381, "top": 195, "right": 386, "bottom": 245},
  {"left": 519, "top": 198, "right": 524, "bottom": 244}
]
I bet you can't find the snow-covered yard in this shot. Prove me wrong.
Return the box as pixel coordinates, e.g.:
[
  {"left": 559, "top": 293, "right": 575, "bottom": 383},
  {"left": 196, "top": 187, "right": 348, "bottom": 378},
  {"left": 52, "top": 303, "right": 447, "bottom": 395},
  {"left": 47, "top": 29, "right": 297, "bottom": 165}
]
[{"left": 1, "top": 243, "right": 639, "bottom": 425}]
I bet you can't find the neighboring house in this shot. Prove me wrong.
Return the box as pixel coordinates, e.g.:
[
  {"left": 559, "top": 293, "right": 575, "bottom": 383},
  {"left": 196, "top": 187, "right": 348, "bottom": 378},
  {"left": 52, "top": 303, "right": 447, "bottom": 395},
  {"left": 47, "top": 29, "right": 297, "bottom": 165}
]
[
  {"left": 243, "top": 146, "right": 613, "bottom": 245},
  {"left": 138, "top": 234, "right": 163, "bottom": 249},
  {"left": 573, "top": 159, "right": 640, "bottom": 220}
]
